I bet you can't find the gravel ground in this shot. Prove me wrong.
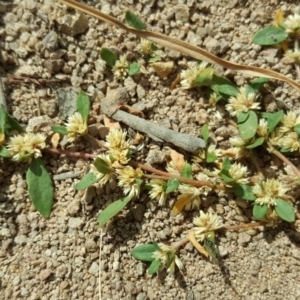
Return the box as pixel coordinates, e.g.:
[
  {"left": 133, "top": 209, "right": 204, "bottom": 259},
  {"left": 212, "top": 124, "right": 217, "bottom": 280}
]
[{"left": 1, "top": 0, "right": 300, "bottom": 299}]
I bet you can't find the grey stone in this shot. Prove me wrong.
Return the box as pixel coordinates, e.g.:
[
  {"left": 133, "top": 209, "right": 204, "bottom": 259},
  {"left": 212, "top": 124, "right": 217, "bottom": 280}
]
[
  {"left": 56, "top": 13, "right": 89, "bottom": 37},
  {"left": 68, "top": 217, "right": 83, "bottom": 229},
  {"left": 42, "top": 31, "right": 58, "bottom": 51},
  {"left": 131, "top": 204, "right": 146, "bottom": 222},
  {"left": 14, "top": 234, "right": 27, "bottom": 245},
  {"left": 88, "top": 262, "right": 99, "bottom": 275}
]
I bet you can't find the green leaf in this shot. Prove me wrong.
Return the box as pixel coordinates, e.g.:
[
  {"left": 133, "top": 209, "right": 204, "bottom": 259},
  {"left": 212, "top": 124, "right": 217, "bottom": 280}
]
[
  {"left": 0, "top": 146, "right": 9, "bottom": 157},
  {"left": 94, "top": 157, "right": 111, "bottom": 174},
  {"left": 245, "top": 137, "right": 265, "bottom": 149},
  {"left": 219, "top": 172, "right": 236, "bottom": 183},
  {"left": 275, "top": 198, "right": 295, "bottom": 222},
  {"left": 222, "top": 157, "right": 231, "bottom": 171},
  {"left": 150, "top": 43, "right": 158, "bottom": 51},
  {"left": 294, "top": 124, "right": 300, "bottom": 135},
  {"left": 26, "top": 158, "right": 53, "bottom": 218},
  {"left": 148, "top": 55, "right": 161, "bottom": 63},
  {"left": 76, "top": 91, "right": 90, "bottom": 123},
  {"left": 206, "top": 153, "right": 217, "bottom": 163},
  {"left": 6, "top": 114, "right": 24, "bottom": 133},
  {"left": 262, "top": 110, "right": 283, "bottom": 133},
  {"left": 238, "top": 110, "right": 258, "bottom": 140},
  {"left": 98, "top": 196, "right": 132, "bottom": 226},
  {"left": 148, "top": 259, "right": 162, "bottom": 275},
  {"left": 237, "top": 111, "right": 250, "bottom": 124},
  {"left": 247, "top": 77, "right": 269, "bottom": 92},
  {"left": 135, "top": 178, "right": 143, "bottom": 186},
  {"left": 0, "top": 105, "right": 6, "bottom": 134},
  {"left": 180, "top": 163, "right": 193, "bottom": 179},
  {"left": 128, "top": 62, "right": 140, "bottom": 76},
  {"left": 233, "top": 184, "right": 256, "bottom": 201},
  {"left": 125, "top": 11, "right": 146, "bottom": 30},
  {"left": 75, "top": 173, "right": 98, "bottom": 190},
  {"left": 131, "top": 243, "right": 160, "bottom": 262},
  {"left": 195, "top": 68, "right": 214, "bottom": 87},
  {"left": 252, "top": 26, "right": 288, "bottom": 45},
  {"left": 204, "top": 233, "right": 220, "bottom": 265},
  {"left": 52, "top": 125, "right": 68, "bottom": 135},
  {"left": 165, "top": 178, "right": 179, "bottom": 194},
  {"left": 253, "top": 203, "right": 268, "bottom": 219},
  {"left": 211, "top": 75, "right": 239, "bottom": 96},
  {"left": 200, "top": 124, "right": 209, "bottom": 144},
  {"left": 100, "top": 48, "right": 118, "bottom": 67}
]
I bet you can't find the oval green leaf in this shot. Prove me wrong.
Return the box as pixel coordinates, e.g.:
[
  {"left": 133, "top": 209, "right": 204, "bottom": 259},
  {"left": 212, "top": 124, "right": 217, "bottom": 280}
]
[
  {"left": 294, "top": 124, "right": 300, "bottom": 135},
  {"left": 148, "top": 259, "right": 162, "bottom": 275},
  {"left": 76, "top": 91, "right": 90, "bottom": 123},
  {"left": 98, "top": 196, "right": 132, "bottom": 227},
  {"left": 131, "top": 243, "right": 160, "bottom": 262},
  {"left": 245, "top": 137, "right": 265, "bottom": 149},
  {"left": 26, "top": 158, "right": 53, "bottom": 218},
  {"left": 200, "top": 124, "right": 209, "bottom": 144},
  {"left": 94, "top": 157, "right": 111, "bottom": 174},
  {"left": 52, "top": 125, "right": 68, "bottom": 135},
  {"left": 238, "top": 110, "right": 258, "bottom": 140},
  {"left": 206, "top": 152, "right": 217, "bottom": 163},
  {"left": 253, "top": 203, "right": 268, "bottom": 219},
  {"left": 262, "top": 110, "right": 283, "bottom": 133},
  {"left": 180, "top": 163, "right": 193, "bottom": 179},
  {"left": 0, "top": 146, "right": 9, "bottom": 157},
  {"left": 165, "top": 178, "right": 179, "bottom": 194},
  {"left": 275, "top": 198, "right": 295, "bottom": 222},
  {"left": 233, "top": 184, "right": 256, "bottom": 201},
  {"left": 252, "top": 26, "right": 288, "bottom": 45},
  {"left": 125, "top": 11, "right": 146, "bottom": 30},
  {"left": 100, "top": 48, "right": 118, "bottom": 67},
  {"left": 128, "top": 62, "right": 140, "bottom": 76},
  {"left": 75, "top": 173, "right": 98, "bottom": 190}
]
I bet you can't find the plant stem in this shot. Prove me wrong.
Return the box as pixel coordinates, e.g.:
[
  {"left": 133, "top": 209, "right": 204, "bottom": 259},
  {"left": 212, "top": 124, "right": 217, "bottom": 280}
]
[
  {"left": 45, "top": 148, "right": 97, "bottom": 159},
  {"left": 266, "top": 142, "right": 300, "bottom": 178},
  {"left": 220, "top": 221, "right": 265, "bottom": 231}
]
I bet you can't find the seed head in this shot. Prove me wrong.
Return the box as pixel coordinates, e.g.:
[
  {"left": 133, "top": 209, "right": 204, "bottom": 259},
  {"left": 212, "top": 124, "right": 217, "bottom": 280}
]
[
  {"left": 284, "top": 14, "right": 300, "bottom": 35},
  {"left": 65, "top": 112, "right": 87, "bottom": 142},
  {"left": 277, "top": 132, "right": 300, "bottom": 152},
  {"left": 152, "top": 243, "right": 183, "bottom": 274},
  {"left": 253, "top": 178, "right": 288, "bottom": 207},
  {"left": 180, "top": 62, "right": 209, "bottom": 89},
  {"left": 90, "top": 154, "right": 114, "bottom": 186},
  {"left": 228, "top": 162, "right": 249, "bottom": 184},
  {"left": 112, "top": 55, "right": 129, "bottom": 80},
  {"left": 285, "top": 50, "right": 300, "bottom": 63},
  {"left": 7, "top": 133, "right": 46, "bottom": 162},
  {"left": 193, "top": 210, "right": 223, "bottom": 241},
  {"left": 138, "top": 39, "right": 155, "bottom": 56},
  {"left": 226, "top": 87, "right": 260, "bottom": 116},
  {"left": 149, "top": 179, "right": 168, "bottom": 206},
  {"left": 116, "top": 166, "right": 143, "bottom": 199},
  {"left": 279, "top": 111, "right": 300, "bottom": 133}
]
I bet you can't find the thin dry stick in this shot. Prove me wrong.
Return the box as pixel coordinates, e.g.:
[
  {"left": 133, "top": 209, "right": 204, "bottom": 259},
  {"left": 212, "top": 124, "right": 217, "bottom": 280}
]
[
  {"left": 57, "top": 0, "right": 300, "bottom": 92},
  {"left": 46, "top": 148, "right": 97, "bottom": 159}
]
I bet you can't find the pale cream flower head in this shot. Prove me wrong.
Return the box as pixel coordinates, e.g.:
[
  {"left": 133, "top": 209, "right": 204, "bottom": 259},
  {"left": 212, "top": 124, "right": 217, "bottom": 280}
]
[
  {"left": 152, "top": 243, "right": 183, "bottom": 274},
  {"left": 116, "top": 166, "right": 143, "bottom": 199},
  {"left": 106, "top": 129, "right": 132, "bottom": 151},
  {"left": 257, "top": 118, "right": 268, "bottom": 138},
  {"left": 65, "top": 112, "right": 87, "bottom": 142},
  {"left": 279, "top": 111, "right": 300, "bottom": 133},
  {"left": 149, "top": 179, "right": 168, "bottom": 206},
  {"left": 228, "top": 162, "right": 249, "bottom": 184},
  {"left": 284, "top": 14, "right": 300, "bottom": 35},
  {"left": 277, "top": 132, "right": 300, "bottom": 152},
  {"left": 226, "top": 87, "right": 260, "bottom": 116},
  {"left": 112, "top": 55, "right": 129, "bottom": 80},
  {"left": 7, "top": 133, "right": 46, "bottom": 162},
  {"left": 139, "top": 39, "right": 155, "bottom": 56},
  {"left": 180, "top": 62, "right": 209, "bottom": 89},
  {"left": 253, "top": 178, "right": 289, "bottom": 207},
  {"left": 193, "top": 210, "right": 223, "bottom": 242},
  {"left": 285, "top": 50, "right": 300, "bottom": 63},
  {"left": 192, "top": 144, "right": 221, "bottom": 164},
  {"left": 90, "top": 154, "right": 114, "bottom": 186}
]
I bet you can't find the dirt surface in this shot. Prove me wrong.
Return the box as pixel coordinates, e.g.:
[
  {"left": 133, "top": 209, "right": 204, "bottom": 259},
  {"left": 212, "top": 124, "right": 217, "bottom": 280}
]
[{"left": 1, "top": 0, "right": 300, "bottom": 299}]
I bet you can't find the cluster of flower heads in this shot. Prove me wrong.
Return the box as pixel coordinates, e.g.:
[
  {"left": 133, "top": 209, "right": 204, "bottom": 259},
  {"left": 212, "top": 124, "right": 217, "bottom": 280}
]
[
  {"left": 180, "top": 62, "right": 209, "bottom": 89},
  {"left": 6, "top": 133, "right": 46, "bottom": 162},
  {"left": 90, "top": 129, "right": 143, "bottom": 199}
]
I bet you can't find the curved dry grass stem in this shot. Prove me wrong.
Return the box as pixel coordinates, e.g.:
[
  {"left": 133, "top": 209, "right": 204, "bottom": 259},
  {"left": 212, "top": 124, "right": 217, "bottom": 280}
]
[{"left": 57, "top": 0, "right": 300, "bottom": 92}]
